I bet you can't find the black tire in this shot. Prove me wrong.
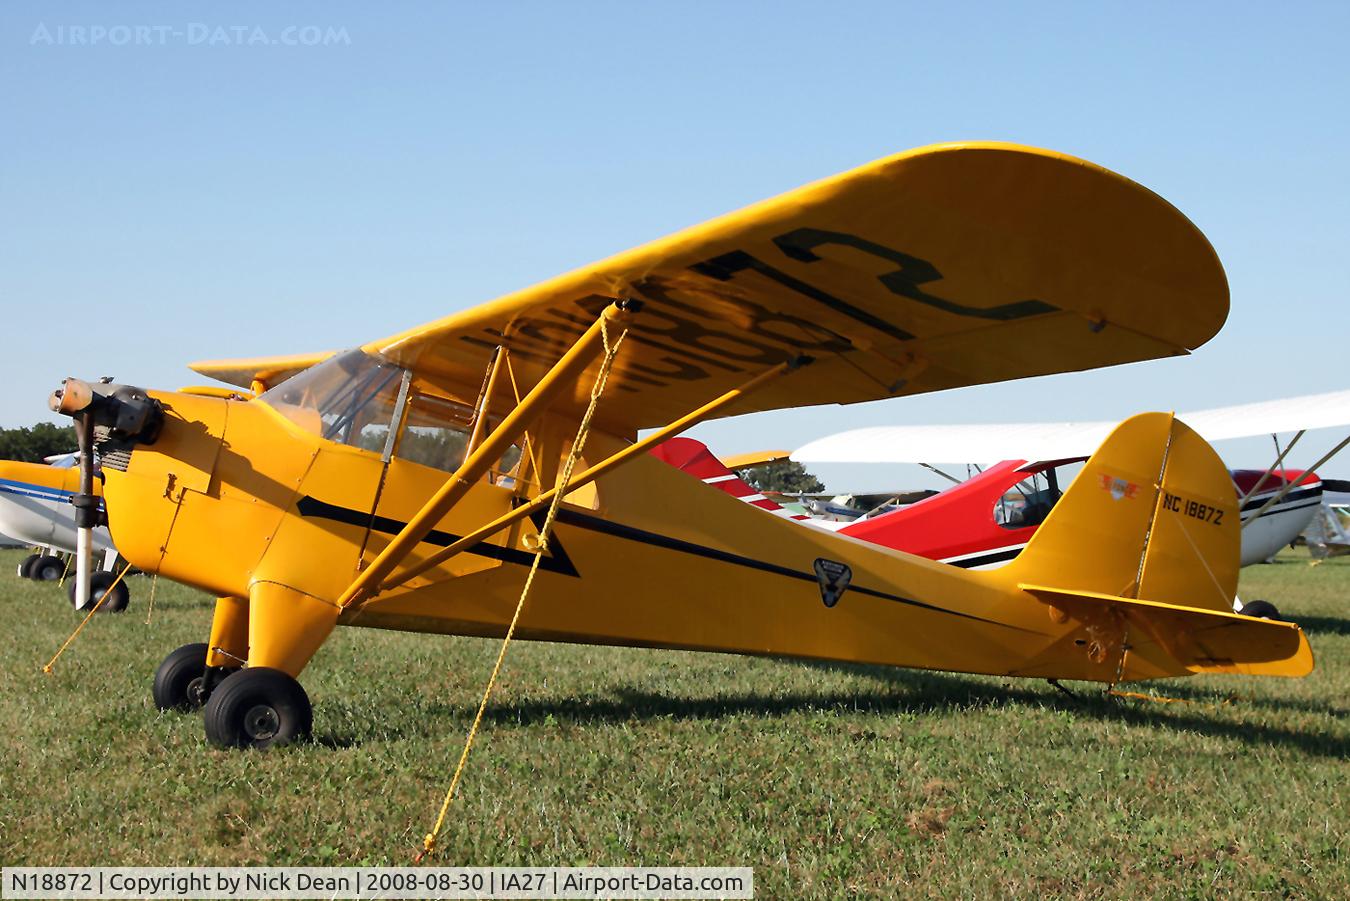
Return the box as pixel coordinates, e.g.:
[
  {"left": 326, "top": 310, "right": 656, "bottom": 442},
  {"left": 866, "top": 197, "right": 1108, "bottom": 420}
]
[
  {"left": 17, "top": 553, "right": 41, "bottom": 579},
  {"left": 92, "top": 571, "right": 130, "bottom": 613},
  {"left": 31, "top": 555, "right": 65, "bottom": 581},
  {"left": 1240, "top": 599, "right": 1282, "bottom": 621},
  {"left": 68, "top": 571, "right": 131, "bottom": 613},
  {"left": 153, "top": 643, "right": 211, "bottom": 712},
  {"left": 203, "top": 668, "right": 312, "bottom": 750}
]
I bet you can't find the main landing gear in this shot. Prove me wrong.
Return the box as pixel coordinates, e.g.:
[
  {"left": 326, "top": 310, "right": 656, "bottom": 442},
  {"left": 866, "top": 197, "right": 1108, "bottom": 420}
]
[
  {"left": 152, "top": 645, "right": 312, "bottom": 749},
  {"left": 22, "top": 554, "right": 64, "bottom": 581},
  {"left": 203, "top": 669, "right": 312, "bottom": 749},
  {"left": 152, "top": 643, "right": 236, "bottom": 711},
  {"left": 16, "top": 550, "right": 133, "bottom": 612},
  {"left": 68, "top": 570, "right": 130, "bottom": 613}
]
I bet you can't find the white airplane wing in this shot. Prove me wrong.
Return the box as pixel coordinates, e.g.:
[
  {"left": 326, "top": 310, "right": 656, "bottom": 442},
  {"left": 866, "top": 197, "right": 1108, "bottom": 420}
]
[
  {"left": 1179, "top": 389, "right": 1350, "bottom": 441},
  {"left": 793, "top": 389, "right": 1350, "bottom": 464}
]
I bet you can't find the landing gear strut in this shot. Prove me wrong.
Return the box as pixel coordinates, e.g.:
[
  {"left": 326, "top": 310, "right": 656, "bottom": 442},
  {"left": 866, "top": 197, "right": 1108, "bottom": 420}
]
[{"left": 203, "top": 668, "right": 312, "bottom": 749}]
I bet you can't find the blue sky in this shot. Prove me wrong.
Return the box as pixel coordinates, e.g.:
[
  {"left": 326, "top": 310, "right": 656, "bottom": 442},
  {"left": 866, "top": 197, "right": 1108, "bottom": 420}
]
[{"left": 3, "top": 2, "right": 1348, "bottom": 489}]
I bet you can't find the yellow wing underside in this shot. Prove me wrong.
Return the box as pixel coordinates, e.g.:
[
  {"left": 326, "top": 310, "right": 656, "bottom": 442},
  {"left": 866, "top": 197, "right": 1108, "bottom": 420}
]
[
  {"left": 194, "top": 142, "right": 1230, "bottom": 432},
  {"left": 189, "top": 350, "right": 335, "bottom": 393}
]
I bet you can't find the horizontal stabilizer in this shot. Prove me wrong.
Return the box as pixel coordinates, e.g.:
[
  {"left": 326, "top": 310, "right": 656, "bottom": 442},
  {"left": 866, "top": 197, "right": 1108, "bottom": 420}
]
[{"left": 1020, "top": 583, "right": 1314, "bottom": 678}]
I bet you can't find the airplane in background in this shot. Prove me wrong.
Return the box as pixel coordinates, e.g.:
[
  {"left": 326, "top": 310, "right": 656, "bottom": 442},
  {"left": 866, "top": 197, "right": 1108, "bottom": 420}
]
[
  {"left": 661, "top": 437, "right": 1311, "bottom": 621},
  {"left": 45, "top": 142, "right": 1312, "bottom": 753},
  {"left": 0, "top": 384, "right": 285, "bottom": 613},
  {"left": 0, "top": 454, "right": 129, "bottom": 609},
  {"left": 776, "top": 390, "right": 1350, "bottom": 612},
  {"left": 1305, "top": 503, "right": 1350, "bottom": 561},
  {"left": 715, "top": 449, "right": 937, "bottom": 521}
]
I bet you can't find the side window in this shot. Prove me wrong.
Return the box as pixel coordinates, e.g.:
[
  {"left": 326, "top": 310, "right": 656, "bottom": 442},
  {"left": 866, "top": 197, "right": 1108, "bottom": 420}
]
[
  {"left": 346, "top": 379, "right": 404, "bottom": 454},
  {"left": 395, "top": 391, "right": 523, "bottom": 481},
  {"left": 398, "top": 393, "right": 474, "bottom": 472}
]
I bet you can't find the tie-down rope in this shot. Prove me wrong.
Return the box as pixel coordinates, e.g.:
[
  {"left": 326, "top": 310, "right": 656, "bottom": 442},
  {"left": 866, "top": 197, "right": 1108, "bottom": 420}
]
[{"left": 416, "top": 320, "right": 628, "bottom": 861}]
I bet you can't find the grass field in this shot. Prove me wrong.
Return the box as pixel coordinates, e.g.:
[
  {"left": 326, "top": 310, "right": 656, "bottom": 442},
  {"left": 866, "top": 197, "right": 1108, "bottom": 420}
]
[{"left": 0, "top": 546, "right": 1346, "bottom": 898}]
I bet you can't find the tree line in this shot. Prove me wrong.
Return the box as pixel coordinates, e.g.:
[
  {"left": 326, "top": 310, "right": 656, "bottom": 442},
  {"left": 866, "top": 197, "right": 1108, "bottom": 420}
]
[{"left": 0, "top": 423, "right": 78, "bottom": 462}]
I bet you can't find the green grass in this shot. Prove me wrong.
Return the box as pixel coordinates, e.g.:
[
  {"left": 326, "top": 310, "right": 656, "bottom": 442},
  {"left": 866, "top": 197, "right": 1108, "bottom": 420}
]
[{"left": 0, "top": 547, "right": 1346, "bottom": 898}]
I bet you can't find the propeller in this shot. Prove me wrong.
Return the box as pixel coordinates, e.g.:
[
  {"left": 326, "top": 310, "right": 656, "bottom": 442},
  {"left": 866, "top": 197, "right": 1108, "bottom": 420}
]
[{"left": 48, "top": 377, "right": 163, "bottom": 610}]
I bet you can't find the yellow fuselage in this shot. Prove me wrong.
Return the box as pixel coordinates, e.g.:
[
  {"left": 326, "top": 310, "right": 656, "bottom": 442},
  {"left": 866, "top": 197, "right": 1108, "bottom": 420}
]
[{"left": 100, "top": 389, "right": 1307, "bottom": 686}]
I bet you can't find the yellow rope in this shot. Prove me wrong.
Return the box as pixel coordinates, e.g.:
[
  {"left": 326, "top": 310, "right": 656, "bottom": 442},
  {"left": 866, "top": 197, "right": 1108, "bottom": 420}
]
[
  {"left": 57, "top": 554, "right": 73, "bottom": 588},
  {"left": 144, "top": 573, "right": 159, "bottom": 626},
  {"left": 1107, "top": 689, "right": 1234, "bottom": 708},
  {"left": 416, "top": 323, "right": 628, "bottom": 861},
  {"left": 42, "top": 562, "right": 133, "bottom": 674}
]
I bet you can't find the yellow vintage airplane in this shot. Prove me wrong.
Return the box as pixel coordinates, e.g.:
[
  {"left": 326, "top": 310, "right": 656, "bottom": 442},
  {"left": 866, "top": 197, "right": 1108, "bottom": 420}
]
[{"left": 47, "top": 142, "right": 1312, "bottom": 749}]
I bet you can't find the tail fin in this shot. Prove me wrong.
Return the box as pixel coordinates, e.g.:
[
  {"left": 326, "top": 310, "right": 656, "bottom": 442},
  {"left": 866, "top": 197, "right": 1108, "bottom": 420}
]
[
  {"left": 1005, "top": 412, "right": 1312, "bottom": 679},
  {"left": 649, "top": 437, "right": 810, "bottom": 521}
]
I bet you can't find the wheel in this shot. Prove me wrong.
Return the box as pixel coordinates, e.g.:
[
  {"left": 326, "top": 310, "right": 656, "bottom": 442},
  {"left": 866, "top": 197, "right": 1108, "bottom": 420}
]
[
  {"left": 17, "top": 553, "right": 41, "bottom": 578},
  {"left": 68, "top": 571, "right": 131, "bottom": 612},
  {"left": 31, "top": 555, "right": 65, "bottom": 581},
  {"left": 153, "top": 643, "right": 211, "bottom": 712},
  {"left": 92, "top": 571, "right": 130, "bottom": 612},
  {"left": 203, "top": 668, "right": 312, "bottom": 749},
  {"left": 1239, "top": 599, "right": 1281, "bottom": 620}
]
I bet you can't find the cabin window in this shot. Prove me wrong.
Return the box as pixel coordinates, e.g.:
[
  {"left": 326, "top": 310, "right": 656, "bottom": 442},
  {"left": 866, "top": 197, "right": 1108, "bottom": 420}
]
[
  {"left": 395, "top": 391, "right": 521, "bottom": 479},
  {"left": 257, "top": 349, "right": 404, "bottom": 450},
  {"left": 397, "top": 393, "right": 474, "bottom": 471},
  {"left": 259, "top": 349, "right": 521, "bottom": 478},
  {"left": 994, "top": 470, "right": 1062, "bottom": 529}
]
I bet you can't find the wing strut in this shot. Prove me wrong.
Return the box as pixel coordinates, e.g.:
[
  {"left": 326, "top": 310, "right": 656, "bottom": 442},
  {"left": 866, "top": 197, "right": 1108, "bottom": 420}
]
[
  {"left": 335, "top": 300, "right": 637, "bottom": 610},
  {"left": 464, "top": 346, "right": 508, "bottom": 459},
  {"left": 1239, "top": 429, "right": 1305, "bottom": 507},
  {"left": 1242, "top": 433, "right": 1350, "bottom": 529},
  {"left": 370, "top": 355, "right": 811, "bottom": 597}
]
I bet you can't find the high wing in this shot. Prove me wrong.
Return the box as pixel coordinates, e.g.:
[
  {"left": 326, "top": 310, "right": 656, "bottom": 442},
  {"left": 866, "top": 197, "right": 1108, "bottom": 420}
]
[
  {"left": 793, "top": 388, "right": 1350, "bottom": 464},
  {"left": 188, "top": 350, "right": 335, "bottom": 392},
  {"left": 194, "top": 142, "right": 1229, "bottom": 432},
  {"left": 718, "top": 449, "right": 794, "bottom": 469}
]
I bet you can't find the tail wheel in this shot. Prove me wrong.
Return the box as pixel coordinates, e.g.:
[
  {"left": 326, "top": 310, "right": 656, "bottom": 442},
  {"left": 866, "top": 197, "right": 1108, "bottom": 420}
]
[
  {"left": 68, "top": 571, "right": 131, "bottom": 613},
  {"left": 32, "top": 555, "right": 65, "bottom": 581},
  {"left": 153, "top": 643, "right": 211, "bottom": 712},
  {"left": 1239, "top": 599, "right": 1282, "bottom": 621},
  {"left": 203, "top": 668, "right": 312, "bottom": 750},
  {"left": 17, "top": 554, "right": 41, "bottom": 578}
]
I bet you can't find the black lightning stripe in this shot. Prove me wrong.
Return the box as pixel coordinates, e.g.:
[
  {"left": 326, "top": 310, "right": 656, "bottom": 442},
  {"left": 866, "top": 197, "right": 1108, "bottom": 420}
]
[
  {"left": 295, "top": 495, "right": 580, "bottom": 577},
  {"left": 296, "top": 496, "right": 1037, "bottom": 632}
]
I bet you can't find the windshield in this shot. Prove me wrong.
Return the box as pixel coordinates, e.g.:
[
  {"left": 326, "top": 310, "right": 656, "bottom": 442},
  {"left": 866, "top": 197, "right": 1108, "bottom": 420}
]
[
  {"left": 257, "top": 349, "right": 521, "bottom": 478},
  {"left": 258, "top": 349, "right": 403, "bottom": 450}
]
